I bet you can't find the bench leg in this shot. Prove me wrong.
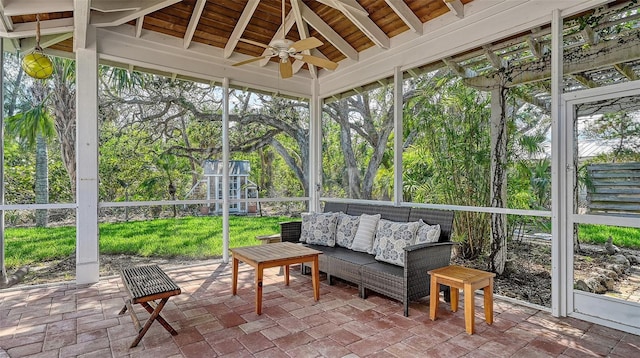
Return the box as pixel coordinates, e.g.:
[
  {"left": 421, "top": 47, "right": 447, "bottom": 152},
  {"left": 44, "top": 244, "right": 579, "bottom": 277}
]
[
  {"left": 140, "top": 301, "right": 177, "bottom": 335},
  {"left": 130, "top": 297, "right": 172, "bottom": 348}
]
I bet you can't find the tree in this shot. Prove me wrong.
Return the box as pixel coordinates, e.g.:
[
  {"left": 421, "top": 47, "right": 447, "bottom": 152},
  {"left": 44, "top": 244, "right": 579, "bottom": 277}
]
[{"left": 6, "top": 81, "right": 56, "bottom": 227}]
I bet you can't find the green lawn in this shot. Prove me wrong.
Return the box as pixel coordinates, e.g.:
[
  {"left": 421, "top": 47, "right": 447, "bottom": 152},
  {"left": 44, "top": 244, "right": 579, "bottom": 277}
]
[
  {"left": 3, "top": 216, "right": 294, "bottom": 269},
  {"left": 578, "top": 224, "right": 640, "bottom": 250}
]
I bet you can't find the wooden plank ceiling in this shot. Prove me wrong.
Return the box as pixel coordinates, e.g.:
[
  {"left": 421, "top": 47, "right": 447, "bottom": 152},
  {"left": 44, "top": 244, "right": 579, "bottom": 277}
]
[{"left": 0, "top": 0, "right": 472, "bottom": 76}]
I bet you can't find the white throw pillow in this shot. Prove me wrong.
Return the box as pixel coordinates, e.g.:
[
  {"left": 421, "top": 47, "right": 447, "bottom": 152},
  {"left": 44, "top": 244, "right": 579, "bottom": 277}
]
[
  {"left": 335, "top": 213, "right": 360, "bottom": 248},
  {"left": 373, "top": 220, "right": 421, "bottom": 266},
  {"left": 349, "top": 214, "right": 381, "bottom": 253},
  {"left": 415, "top": 220, "right": 441, "bottom": 244},
  {"left": 300, "top": 212, "right": 338, "bottom": 246}
]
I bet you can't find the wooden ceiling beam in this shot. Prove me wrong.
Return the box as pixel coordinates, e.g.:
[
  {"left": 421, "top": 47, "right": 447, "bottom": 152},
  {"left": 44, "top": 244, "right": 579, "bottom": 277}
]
[
  {"left": 291, "top": 0, "right": 316, "bottom": 78},
  {"left": 300, "top": 1, "right": 357, "bottom": 61},
  {"left": 581, "top": 25, "right": 599, "bottom": 45},
  {"left": 91, "top": 0, "right": 181, "bottom": 28},
  {"left": 465, "top": 32, "right": 640, "bottom": 89},
  {"left": 0, "top": 2, "right": 19, "bottom": 51},
  {"left": 526, "top": 35, "right": 543, "bottom": 58},
  {"left": 571, "top": 73, "right": 598, "bottom": 88},
  {"left": 2, "top": 0, "right": 73, "bottom": 16},
  {"left": 484, "top": 46, "right": 505, "bottom": 69},
  {"left": 74, "top": 0, "right": 89, "bottom": 49},
  {"left": 183, "top": 0, "right": 206, "bottom": 49},
  {"left": 316, "top": 0, "right": 389, "bottom": 49},
  {"left": 614, "top": 63, "right": 638, "bottom": 81},
  {"left": 442, "top": 57, "right": 476, "bottom": 78},
  {"left": 91, "top": 0, "right": 141, "bottom": 12},
  {"left": 135, "top": 16, "right": 144, "bottom": 38},
  {"left": 385, "top": 0, "right": 422, "bottom": 35},
  {"left": 21, "top": 31, "right": 73, "bottom": 52},
  {"left": 444, "top": 0, "right": 464, "bottom": 18},
  {"left": 1, "top": 18, "right": 74, "bottom": 38},
  {"left": 224, "top": 0, "right": 260, "bottom": 59}
]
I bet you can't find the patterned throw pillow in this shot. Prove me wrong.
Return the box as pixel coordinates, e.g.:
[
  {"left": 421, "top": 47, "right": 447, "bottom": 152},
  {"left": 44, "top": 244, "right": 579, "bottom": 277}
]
[
  {"left": 349, "top": 214, "right": 381, "bottom": 253},
  {"left": 415, "top": 220, "right": 441, "bottom": 244},
  {"left": 300, "top": 212, "right": 338, "bottom": 246},
  {"left": 374, "top": 220, "right": 421, "bottom": 267},
  {"left": 335, "top": 213, "right": 360, "bottom": 248}
]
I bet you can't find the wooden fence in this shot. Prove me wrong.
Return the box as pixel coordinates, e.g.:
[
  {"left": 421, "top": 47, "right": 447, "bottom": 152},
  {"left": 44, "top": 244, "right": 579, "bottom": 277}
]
[{"left": 586, "top": 162, "right": 640, "bottom": 216}]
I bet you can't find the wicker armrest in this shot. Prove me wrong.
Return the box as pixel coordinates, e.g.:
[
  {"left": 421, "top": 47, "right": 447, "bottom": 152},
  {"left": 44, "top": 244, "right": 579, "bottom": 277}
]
[
  {"left": 279, "top": 221, "right": 302, "bottom": 243},
  {"left": 405, "top": 242, "right": 454, "bottom": 269}
]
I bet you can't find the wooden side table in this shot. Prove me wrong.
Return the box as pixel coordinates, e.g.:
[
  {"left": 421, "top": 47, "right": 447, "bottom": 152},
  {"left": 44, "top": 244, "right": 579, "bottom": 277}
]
[{"left": 428, "top": 265, "right": 495, "bottom": 334}]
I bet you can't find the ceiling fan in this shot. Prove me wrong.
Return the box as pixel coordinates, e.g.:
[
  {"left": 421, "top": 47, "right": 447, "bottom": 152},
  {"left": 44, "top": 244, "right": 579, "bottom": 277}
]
[{"left": 232, "top": 0, "right": 339, "bottom": 79}]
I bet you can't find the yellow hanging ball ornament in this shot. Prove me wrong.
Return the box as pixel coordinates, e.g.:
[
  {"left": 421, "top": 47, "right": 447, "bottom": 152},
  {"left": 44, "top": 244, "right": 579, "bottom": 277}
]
[{"left": 22, "top": 51, "right": 54, "bottom": 80}]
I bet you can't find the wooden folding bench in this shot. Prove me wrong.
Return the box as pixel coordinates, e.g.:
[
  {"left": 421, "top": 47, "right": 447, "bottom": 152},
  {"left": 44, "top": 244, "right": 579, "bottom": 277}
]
[{"left": 118, "top": 265, "right": 182, "bottom": 348}]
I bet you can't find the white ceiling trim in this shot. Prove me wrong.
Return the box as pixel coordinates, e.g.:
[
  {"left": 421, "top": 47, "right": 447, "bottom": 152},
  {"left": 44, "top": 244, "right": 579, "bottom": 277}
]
[
  {"left": 2, "top": 0, "right": 73, "bottom": 16},
  {"left": 91, "top": 0, "right": 142, "bottom": 12},
  {"left": 74, "top": 0, "right": 90, "bottom": 49},
  {"left": 96, "top": 26, "right": 313, "bottom": 98},
  {"left": 318, "top": 0, "right": 610, "bottom": 98},
  {"left": 1, "top": 18, "right": 74, "bottom": 38},
  {"left": 21, "top": 31, "right": 73, "bottom": 52},
  {"left": 223, "top": 0, "right": 260, "bottom": 59},
  {"left": 90, "top": 0, "right": 181, "bottom": 28}
]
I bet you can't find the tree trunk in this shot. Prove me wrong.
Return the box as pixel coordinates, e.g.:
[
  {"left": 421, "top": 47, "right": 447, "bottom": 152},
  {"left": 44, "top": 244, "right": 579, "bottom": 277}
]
[
  {"left": 35, "top": 133, "right": 49, "bottom": 227},
  {"left": 489, "top": 87, "right": 508, "bottom": 275},
  {"left": 50, "top": 60, "right": 77, "bottom": 197}
]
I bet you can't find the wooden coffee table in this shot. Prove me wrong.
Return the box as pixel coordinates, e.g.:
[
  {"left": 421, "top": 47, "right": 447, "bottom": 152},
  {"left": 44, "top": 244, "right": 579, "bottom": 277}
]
[
  {"left": 231, "top": 242, "right": 322, "bottom": 315},
  {"left": 428, "top": 265, "right": 495, "bottom": 334}
]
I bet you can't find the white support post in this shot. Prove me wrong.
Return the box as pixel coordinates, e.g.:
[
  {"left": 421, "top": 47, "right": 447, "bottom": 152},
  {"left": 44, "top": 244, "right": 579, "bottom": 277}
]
[
  {"left": 309, "top": 79, "right": 322, "bottom": 212},
  {"left": 75, "top": 25, "right": 100, "bottom": 284},
  {"left": 222, "top": 77, "right": 230, "bottom": 263},
  {"left": 0, "top": 38, "right": 6, "bottom": 285},
  {"left": 550, "top": 8, "right": 566, "bottom": 317},
  {"left": 393, "top": 66, "right": 403, "bottom": 206}
]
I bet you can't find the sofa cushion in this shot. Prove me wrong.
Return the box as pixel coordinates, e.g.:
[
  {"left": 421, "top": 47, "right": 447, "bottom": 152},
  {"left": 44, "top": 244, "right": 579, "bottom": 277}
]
[
  {"left": 373, "top": 219, "right": 420, "bottom": 266},
  {"left": 300, "top": 212, "right": 339, "bottom": 246},
  {"left": 335, "top": 213, "right": 360, "bottom": 248},
  {"left": 350, "top": 213, "right": 381, "bottom": 253},
  {"left": 415, "top": 220, "right": 441, "bottom": 244}
]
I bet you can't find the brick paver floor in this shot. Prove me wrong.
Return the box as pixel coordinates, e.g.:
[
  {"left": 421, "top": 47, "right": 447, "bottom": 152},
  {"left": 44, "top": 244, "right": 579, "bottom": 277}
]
[{"left": 1, "top": 261, "right": 639, "bottom": 357}]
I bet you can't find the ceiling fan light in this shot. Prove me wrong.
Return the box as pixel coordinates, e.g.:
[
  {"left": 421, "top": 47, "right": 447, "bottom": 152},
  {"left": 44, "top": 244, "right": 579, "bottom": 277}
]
[{"left": 22, "top": 50, "right": 54, "bottom": 80}]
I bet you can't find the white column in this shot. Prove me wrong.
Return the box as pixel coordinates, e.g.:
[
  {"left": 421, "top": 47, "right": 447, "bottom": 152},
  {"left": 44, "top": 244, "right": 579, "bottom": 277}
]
[
  {"left": 0, "top": 38, "right": 6, "bottom": 284},
  {"left": 75, "top": 25, "right": 99, "bottom": 284},
  {"left": 309, "top": 79, "right": 322, "bottom": 212},
  {"left": 550, "top": 9, "right": 566, "bottom": 317},
  {"left": 222, "top": 78, "right": 230, "bottom": 263},
  {"left": 393, "top": 66, "right": 403, "bottom": 206}
]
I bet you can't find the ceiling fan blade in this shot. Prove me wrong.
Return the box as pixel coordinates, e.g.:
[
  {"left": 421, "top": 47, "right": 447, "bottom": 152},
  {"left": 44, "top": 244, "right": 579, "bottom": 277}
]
[
  {"left": 233, "top": 56, "right": 270, "bottom": 67},
  {"left": 298, "top": 54, "right": 338, "bottom": 70},
  {"left": 290, "top": 37, "right": 323, "bottom": 52},
  {"left": 280, "top": 59, "right": 293, "bottom": 79},
  {"left": 238, "top": 38, "right": 272, "bottom": 49}
]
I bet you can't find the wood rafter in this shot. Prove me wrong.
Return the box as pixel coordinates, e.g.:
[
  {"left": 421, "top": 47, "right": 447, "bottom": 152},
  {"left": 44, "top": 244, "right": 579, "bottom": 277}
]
[
  {"left": 571, "top": 73, "right": 598, "bottom": 88},
  {"left": 291, "top": 0, "right": 316, "bottom": 78},
  {"left": 135, "top": 16, "right": 144, "bottom": 38},
  {"left": 300, "top": 1, "right": 358, "bottom": 61},
  {"left": 2, "top": 0, "right": 73, "bottom": 16},
  {"left": 183, "top": 0, "right": 206, "bottom": 49},
  {"left": 614, "top": 63, "right": 638, "bottom": 81},
  {"left": 465, "top": 32, "right": 640, "bottom": 89},
  {"left": 385, "top": 0, "right": 422, "bottom": 34},
  {"left": 91, "top": 0, "right": 181, "bottom": 28},
  {"left": 21, "top": 32, "right": 73, "bottom": 52},
  {"left": 316, "top": 0, "right": 389, "bottom": 48},
  {"left": 224, "top": 0, "right": 259, "bottom": 59},
  {"left": 442, "top": 57, "right": 476, "bottom": 78},
  {"left": 484, "top": 46, "right": 505, "bottom": 69},
  {"left": 444, "top": 0, "right": 464, "bottom": 18},
  {"left": 258, "top": 10, "right": 296, "bottom": 66}
]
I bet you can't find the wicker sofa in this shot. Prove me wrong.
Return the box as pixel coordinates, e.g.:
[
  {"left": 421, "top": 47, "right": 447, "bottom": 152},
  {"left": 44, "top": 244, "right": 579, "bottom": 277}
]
[{"left": 280, "top": 202, "right": 455, "bottom": 316}]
